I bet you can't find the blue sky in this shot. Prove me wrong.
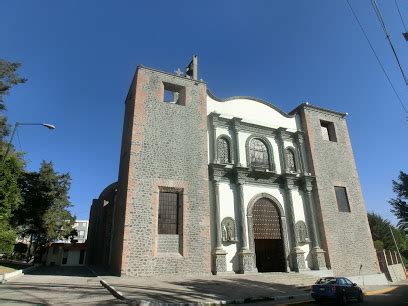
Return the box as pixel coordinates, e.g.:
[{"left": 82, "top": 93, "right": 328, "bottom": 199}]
[{"left": 2, "top": 0, "right": 407, "bottom": 223}]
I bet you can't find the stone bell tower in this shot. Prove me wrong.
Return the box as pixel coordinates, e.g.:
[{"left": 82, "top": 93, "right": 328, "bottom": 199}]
[{"left": 110, "top": 57, "right": 211, "bottom": 276}]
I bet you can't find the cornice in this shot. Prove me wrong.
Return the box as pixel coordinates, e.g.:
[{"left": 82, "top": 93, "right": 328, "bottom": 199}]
[{"left": 209, "top": 164, "right": 307, "bottom": 188}]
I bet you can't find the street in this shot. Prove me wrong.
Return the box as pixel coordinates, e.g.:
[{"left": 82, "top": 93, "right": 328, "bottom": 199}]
[
  {"left": 1, "top": 266, "right": 407, "bottom": 305},
  {"left": 244, "top": 281, "right": 408, "bottom": 305}
]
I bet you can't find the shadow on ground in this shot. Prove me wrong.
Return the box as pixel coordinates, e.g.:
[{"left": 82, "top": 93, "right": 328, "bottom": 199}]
[{"left": 107, "top": 276, "right": 311, "bottom": 303}]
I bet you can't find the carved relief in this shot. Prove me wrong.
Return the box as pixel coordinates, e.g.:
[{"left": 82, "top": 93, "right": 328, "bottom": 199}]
[
  {"left": 221, "top": 217, "right": 237, "bottom": 243},
  {"left": 217, "top": 137, "right": 230, "bottom": 164},
  {"left": 295, "top": 221, "right": 310, "bottom": 245}
]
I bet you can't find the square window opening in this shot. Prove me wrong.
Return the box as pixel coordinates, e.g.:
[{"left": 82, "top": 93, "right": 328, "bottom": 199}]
[
  {"left": 320, "top": 120, "right": 337, "bottom": 142},
  {"left": 163, "top": 82, "right": 186, "bottom": 105},
  {"left": 335, "top": 186, "right": 350, "bottom": 212}
]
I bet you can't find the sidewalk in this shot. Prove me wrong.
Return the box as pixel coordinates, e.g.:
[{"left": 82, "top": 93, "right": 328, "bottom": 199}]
[{"left": 88, "top": 267, "right": 320, "bottom": 304}]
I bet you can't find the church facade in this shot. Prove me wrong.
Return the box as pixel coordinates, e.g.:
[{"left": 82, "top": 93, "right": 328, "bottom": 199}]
[{"left": 87, "top": 58, "right": 383, "bottom": 281}]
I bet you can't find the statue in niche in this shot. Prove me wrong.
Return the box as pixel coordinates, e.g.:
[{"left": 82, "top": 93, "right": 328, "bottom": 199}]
[
  {"left": 295, "top": 221, "right": 309, "bottom": 245},
  {"left": 221, "top": 217, "right": 236, "bottom": 242}
]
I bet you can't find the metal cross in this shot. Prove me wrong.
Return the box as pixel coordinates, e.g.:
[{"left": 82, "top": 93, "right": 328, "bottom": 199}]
[{"left": 174, "top": 68, "right": 183, "bottom": 76}]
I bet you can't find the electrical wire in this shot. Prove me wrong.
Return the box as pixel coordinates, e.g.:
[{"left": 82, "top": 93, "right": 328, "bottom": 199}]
[
  {"left": 395, "top": 0, "right": 407, "bottom": 33},
  {"left": 345, "top": 0, "right": 408, "bottom": 114},
  {"left": 371, "top": 0, "right": 408, "bottom": 86},
  {"left": 16, "top": 129, "right": 23, "bottom": 152}
]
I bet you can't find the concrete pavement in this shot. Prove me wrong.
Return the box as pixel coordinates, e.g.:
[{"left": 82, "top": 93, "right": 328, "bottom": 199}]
[
  {"left": 90, "top": 267, "right": 320, "bottom": 304},
  {"left": 0, "top": 266, "right": 405, "bottom": 305},
  {"left": 0, "top": 266, "right": 119, "bottom": 305}
]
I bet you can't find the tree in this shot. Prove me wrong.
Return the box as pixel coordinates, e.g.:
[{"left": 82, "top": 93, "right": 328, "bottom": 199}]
[
  {"left": 0, "top": 59, "right": 26, "bottom": 254},
  {"left": 14, "top": 161, "right": 75, "bottom": 254},
  {"left": 368, "top": 212, "right": 408, "bottom": 262},
  {"left": 0, "top": 155, "right": 24, "bottom": 254},
  {"left": 390, "top": 171, "right": 408, "bottom": 234},
  {"left": 0, "top": 59, "right": 26, "bottom": 139}
]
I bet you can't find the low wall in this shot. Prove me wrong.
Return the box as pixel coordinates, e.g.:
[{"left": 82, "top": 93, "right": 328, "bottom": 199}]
[
  {"left": 0, "top": 265, "right": 38, "bottom": 283},
  {"left": 348, "top": 273, "right": 388, "bottom": 286},
  {"left": 377, "top": 249, "right": 406, "bottom": 283}
]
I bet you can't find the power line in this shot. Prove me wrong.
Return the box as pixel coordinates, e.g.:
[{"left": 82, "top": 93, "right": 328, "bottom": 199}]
[
  {"left": 16, "top": 129, "right": 23, "bottom": 152},
  {"left": 371, "top": 0, "right": 408, "bottom": 85},
  {"left": 395, "top": 0, "right": 407, "bottom": 33},
  {"left": 345, "top": 0, "right": 408, "bottom": 114}
]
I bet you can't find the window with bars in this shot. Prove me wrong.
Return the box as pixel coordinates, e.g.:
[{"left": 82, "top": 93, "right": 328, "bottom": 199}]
[
  {"left": 249, "top": 138, "right": 270, "bottom": 169},
  {"left": 217, "top": 137, "right": 231, "bottom": 164},
  {"left": 286, "top": 149, "right": 297, "bottom": 172},
  {"left": 158, "top": 192, "right": 180, "bottom": 234},
  {"left": 334, "top": 186, "right": 351, "bottom": 212}
]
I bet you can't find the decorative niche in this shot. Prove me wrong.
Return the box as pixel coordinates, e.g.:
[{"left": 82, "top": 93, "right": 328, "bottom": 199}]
[
  {"left": 295, "top": 221, "right": 310, "bottom": 245},
  {"left": 221, "top": 217, "right": 238, "bottom": 244}
]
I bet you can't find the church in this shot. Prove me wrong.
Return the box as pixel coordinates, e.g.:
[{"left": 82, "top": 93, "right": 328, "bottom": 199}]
[{"left": 86, "top": 56, "right": 384, "bottom": 283}]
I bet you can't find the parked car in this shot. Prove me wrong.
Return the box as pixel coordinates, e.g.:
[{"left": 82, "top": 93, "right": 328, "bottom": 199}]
[{"left": 311, "top": 276, "right": 364, "bottom": 304}]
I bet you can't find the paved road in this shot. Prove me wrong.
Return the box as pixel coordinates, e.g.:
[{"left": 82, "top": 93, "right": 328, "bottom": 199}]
[
  {"left": 0, "top": 266, "right": 119, "bottom": 305},
  {"left": 270, "top": 281, "right": 408, "bottom": 305}
]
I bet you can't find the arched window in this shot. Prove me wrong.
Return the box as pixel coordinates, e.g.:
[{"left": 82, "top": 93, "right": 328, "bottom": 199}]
[
  {"left": 217, "top": 137, "right": 231, "bottom": 164},
  {"left": 249, "top": 138, "right": 269, "bottom": 168},
  {"left": 286, "top": 149, "right": 297, "bottom": 172}
]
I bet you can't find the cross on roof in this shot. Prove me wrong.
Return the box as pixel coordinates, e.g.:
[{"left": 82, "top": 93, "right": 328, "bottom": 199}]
[{"left": 174, "top": 68, "right": 183, "bottom": 76}]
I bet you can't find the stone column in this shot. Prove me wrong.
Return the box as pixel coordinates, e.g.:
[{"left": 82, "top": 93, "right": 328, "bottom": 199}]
[
  {"left": 295, "top": 132, "right": 309, "bottom": 176},
  {"left": 213, "top": 180, "right": 227, "bottom": 273},
  {"left": 231, "top": 117, "right": 242, "bottom": 167},
  {"left": 277, "top": 128, "right": 288, "bottom": 173},
  {"left": 236, "top": 179, "right": 254, "bottom": 273},
  {"left": 210, "top": 113, "right": 220, "bottom": 164},
  {"left": 284, "top": 178, "right": 306, "bottom": 271},
  {"left": 303, "top": 179, "right": 327, "bottom": 270}
]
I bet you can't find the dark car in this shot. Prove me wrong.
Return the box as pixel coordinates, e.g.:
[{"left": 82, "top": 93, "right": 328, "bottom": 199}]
[{"left": 311, "top": 276, "right": 364, "bottom": 304}]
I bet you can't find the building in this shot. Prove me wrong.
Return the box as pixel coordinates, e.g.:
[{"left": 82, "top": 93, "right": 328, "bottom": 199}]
[
  {"left": 87, "top": 57, "right": 385, "bottom": 283},
  {"left": 42, "top": 243, "right": 86, "bottom": 266},
  {"left": 56, "top": 220, "right": 89, "bottom": 244},
  {"left": 73, "top": 220, "right": 89, "bottom": 243}
]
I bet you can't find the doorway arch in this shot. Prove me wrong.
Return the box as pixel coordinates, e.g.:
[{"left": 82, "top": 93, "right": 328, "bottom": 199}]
[{"left": 247, "top": 193, "right": 289, "bottom": 272}]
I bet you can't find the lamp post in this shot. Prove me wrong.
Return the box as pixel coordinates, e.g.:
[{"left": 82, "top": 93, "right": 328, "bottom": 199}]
[{"left": 1, "top": 122, "right": 56, "bottom": 164}]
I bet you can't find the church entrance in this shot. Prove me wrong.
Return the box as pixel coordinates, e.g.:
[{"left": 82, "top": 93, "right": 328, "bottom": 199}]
[{"left": 252, "top": 198, "right": 286, "bottom": 272}]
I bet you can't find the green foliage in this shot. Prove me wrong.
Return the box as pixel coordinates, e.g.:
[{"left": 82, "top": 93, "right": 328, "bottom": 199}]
[
  {"left": 14, "top": 161, "right": 75, "bottom": 248},
  {"left": 390, "top": 171, "right": 408, "bottom": 234},
  {"left": 0, "top": 154, "right": 24, "bottom": 254},
  {"left": 373, "top": 240, "right": 384, "bottom": 251},
  {"left": 368, "top": 212, "right": 408, "bottom": 262},
  {"left": 0, "top": 59, "right": 26, "bottom": 139}
]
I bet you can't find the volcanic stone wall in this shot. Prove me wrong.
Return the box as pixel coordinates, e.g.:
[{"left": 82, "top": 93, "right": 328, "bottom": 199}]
[
  {"left": 111, "top": 67, "right": 211, "bottom": 276},
  {"left": 297, "top": 105, "right": 379, "bottom": 276}
]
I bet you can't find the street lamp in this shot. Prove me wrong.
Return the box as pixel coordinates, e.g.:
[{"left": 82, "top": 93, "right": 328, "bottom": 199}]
[{"left": 1, "top": 122, "right": 56, "bottom": 164}]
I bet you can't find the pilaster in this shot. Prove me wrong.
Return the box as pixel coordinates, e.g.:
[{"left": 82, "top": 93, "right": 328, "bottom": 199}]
[
  {"left": 277, "top": 128, "right": 289, "bottom": 173},
  {"left": 294, "top": 131, "right": 309, "bottom": 176},
  {"left": 231, "top": 117, "right": 242, "bottom": 167},
  {"left": 236, "top": 178, "right": 255, "bottom": 273},
  {"left": 284, "top": 177, "right": 306, "bottom": 271},
  {"left": 302, "top": 177, "right": 327, "bottom": 270},
  {"left": 210, "top": 113, "right": 221, "bottom": 163},
  {"left": 212, "top": 179, "right": 227, "bottom": 273}
]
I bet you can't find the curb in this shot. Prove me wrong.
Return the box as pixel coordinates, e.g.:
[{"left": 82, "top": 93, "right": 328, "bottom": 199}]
[
  {"left": 99, "top": 279, "right": 127, "bottom": 301},
  {"left": 0, "top": 264, "right": 39, "bottom": 284}
]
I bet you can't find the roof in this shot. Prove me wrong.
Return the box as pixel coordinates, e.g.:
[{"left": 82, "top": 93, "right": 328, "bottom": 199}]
[{"left": 289, "top": 103, "right": 347, "bottom": 117}]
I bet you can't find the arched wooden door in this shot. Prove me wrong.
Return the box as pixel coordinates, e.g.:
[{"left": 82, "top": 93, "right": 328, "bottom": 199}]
[{"left": 253, "top": 198, "right": 286, "bottom": 272}]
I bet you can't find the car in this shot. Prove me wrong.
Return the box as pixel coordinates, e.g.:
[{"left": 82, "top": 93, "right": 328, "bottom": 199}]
[{"left": 311, "top": 276, "right": 364, "bottom": 304}]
